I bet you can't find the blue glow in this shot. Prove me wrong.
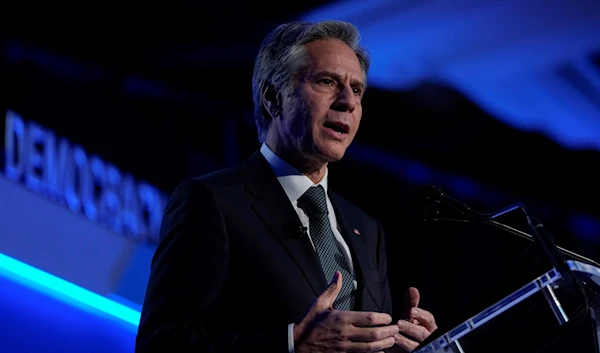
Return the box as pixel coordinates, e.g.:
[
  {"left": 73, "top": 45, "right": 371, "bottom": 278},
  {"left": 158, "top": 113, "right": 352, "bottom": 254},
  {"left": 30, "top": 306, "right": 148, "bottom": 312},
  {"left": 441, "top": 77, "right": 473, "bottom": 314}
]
[
  {"left": 301, "top": 0, "right": 600, "bottom": 151},
  {"left": 347, "top": 143, "right": 505, "bottom": 205},
  {"left": 569, "top": 215, "right": 600, "bottom": 241},
  {"left": 446, "top": 177, "right": 479, "bottom": 199},
  {"left": 346, "top": 143, "right": 600, "bottom": 241},
  {"left": 0, "top": 252, "right": 141, "bottom": 326},
  {"left": 0, "top": 271, "right": 136, "bottom": 353},
  {"left": 6, "top": 41, "right": 108, "bottom": 82}
]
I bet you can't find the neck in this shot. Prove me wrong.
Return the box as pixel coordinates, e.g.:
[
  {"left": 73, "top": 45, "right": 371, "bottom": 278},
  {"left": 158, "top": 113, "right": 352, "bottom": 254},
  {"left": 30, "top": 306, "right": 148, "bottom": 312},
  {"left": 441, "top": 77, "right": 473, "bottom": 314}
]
[{"left": 265, "top": 142, "right": 327, "bottom": 184}]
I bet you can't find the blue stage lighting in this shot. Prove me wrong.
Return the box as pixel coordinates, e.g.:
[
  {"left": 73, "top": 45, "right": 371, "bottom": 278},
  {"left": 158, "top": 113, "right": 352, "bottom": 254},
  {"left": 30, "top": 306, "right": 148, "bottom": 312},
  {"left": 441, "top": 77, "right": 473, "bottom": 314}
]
[{"left": 0, "top": 252, "right": 141, "bottom": 327}]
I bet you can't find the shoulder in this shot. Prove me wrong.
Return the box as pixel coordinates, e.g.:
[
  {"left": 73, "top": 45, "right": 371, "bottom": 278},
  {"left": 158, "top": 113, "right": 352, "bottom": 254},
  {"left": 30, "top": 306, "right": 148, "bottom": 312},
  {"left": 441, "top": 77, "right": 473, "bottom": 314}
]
[
  {"left": 193, "top": 164, "right": 246, "bottom": 188},
  {"left": 158, "top": 164, "right": 248, "bottom": 238},
  {"left": 170, "top": 150, "right": 268, "bottom": 198},
  {"left": 169, "top": 164, "right": 246, "bottom": 198}
]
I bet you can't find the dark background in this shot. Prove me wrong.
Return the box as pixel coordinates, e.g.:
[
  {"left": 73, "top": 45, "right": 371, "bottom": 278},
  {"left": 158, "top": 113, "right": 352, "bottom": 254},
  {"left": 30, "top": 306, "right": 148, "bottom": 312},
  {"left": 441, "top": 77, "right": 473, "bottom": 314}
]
[{"left": 2, "top": 0, "right": 600, "bottom": 330}]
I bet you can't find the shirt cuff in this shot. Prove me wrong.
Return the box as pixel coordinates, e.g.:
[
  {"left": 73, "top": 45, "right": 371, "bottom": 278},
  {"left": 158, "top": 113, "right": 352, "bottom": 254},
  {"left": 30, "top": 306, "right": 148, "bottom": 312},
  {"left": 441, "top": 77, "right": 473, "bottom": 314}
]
[{"left": 288, "top": 323, "right": 295, "bottom": 353}]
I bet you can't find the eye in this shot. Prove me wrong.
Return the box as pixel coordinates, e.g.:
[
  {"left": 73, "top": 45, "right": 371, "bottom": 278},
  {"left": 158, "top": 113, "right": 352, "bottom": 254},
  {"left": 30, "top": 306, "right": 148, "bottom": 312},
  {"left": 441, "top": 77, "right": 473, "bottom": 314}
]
[
  {"left": 318, "top": 78, "right": 335, "bottom": 86},
  {"left": 352, "top": 87, "right": 362, "bottom": 95}
]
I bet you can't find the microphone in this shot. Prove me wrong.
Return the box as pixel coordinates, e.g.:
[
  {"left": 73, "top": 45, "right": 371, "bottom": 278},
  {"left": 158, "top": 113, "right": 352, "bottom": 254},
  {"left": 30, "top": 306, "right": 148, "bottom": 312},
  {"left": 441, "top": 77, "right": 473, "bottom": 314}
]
[
  {"left": 299, "top": 225, "right": 308, "bottom": 238},
  {"left": 425, "top": 185, "right": 486, "bottom": 220},
  {"left": 283, "top": 220, "right": 307, "bottom": 239}
]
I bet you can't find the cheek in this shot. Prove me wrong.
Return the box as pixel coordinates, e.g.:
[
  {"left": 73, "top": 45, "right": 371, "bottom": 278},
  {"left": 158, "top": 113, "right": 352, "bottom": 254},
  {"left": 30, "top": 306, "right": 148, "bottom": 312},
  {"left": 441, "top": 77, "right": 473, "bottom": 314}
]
[
  {"left": 309, "top": 102, "right": 329, "bottom": 127},
  {"left": 353, "top": 108, "right": 363, "bottom": 130},
  {"left": 282, "top": 101, "right": 303, "bottom": 133},
  {"left": 286, "top": 94, "right": 327, "bottom": 139},
  {"left": 286, "top": 109, "right": 312, "bottom": 139},
  {"left": 300, "top": 100, "right": 321, "bottom": 131}
]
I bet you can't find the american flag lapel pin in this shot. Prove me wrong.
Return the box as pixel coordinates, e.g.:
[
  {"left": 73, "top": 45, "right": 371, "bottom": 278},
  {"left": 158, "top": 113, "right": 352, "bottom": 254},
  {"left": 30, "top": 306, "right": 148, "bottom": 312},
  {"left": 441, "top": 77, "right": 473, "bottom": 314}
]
[{"left": 353, "top": 228, "right": 360, "bottom": 236}]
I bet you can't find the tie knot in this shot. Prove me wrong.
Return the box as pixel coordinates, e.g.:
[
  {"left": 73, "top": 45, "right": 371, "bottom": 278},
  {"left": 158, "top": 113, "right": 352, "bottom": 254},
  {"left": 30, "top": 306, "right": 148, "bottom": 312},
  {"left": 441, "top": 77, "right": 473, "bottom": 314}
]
[{"left": 298, "top": 185, "right": 328, "bottom": 217}]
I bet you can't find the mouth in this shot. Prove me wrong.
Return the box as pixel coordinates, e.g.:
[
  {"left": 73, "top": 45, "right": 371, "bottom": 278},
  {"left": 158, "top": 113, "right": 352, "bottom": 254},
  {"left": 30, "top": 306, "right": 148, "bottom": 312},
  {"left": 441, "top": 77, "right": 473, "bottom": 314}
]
[{"left": 322, "top": 121, "right": 350, "bottom": 135}]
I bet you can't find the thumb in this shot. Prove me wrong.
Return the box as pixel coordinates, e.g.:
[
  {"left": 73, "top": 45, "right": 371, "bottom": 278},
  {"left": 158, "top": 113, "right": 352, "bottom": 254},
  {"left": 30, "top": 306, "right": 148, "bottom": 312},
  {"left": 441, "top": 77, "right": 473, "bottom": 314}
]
[
  {"left": 402, "top": 287, "right": 420, "bottom": 319},
  {"left": 320, "top": 271, "right": 343, "bottom": 309}
]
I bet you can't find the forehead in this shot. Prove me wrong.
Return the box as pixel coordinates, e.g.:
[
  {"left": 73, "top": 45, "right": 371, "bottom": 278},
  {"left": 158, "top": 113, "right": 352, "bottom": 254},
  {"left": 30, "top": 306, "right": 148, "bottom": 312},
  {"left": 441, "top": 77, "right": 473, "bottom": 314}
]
[{"left": 304, "top": 39, "right": 364, "bottom": 82}]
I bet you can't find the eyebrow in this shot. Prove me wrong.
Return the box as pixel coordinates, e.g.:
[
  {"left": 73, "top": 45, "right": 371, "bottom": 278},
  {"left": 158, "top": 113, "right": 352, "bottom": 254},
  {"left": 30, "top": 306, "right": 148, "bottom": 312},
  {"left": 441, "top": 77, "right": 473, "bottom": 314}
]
[{"left": 315, "top": 71, "right": 365, "bottom": 91}]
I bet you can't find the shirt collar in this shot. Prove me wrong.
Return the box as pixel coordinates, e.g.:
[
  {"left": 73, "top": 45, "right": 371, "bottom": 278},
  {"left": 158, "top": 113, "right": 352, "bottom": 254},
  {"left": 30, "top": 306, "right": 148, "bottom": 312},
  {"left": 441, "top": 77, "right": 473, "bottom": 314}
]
[{"left": 260, "top": 142, "right": 328, "bottom": 203}]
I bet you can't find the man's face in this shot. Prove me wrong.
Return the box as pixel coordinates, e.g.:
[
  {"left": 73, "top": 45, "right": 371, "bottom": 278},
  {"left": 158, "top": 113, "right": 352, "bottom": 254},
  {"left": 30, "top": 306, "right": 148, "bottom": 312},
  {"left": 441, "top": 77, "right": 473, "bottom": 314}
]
[{"left": 270, "top": 39, "right": 365, "bottom": 164}]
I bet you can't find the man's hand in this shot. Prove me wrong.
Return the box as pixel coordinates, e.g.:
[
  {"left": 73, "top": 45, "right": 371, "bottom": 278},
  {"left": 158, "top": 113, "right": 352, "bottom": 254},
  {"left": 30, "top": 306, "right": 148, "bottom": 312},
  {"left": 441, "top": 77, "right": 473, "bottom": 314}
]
[
  {"left": 294, "top": 271, "right": 400, "bottom": 353},
  {"left": 393, "top": 287, "right": 438, "bottom": 352}
]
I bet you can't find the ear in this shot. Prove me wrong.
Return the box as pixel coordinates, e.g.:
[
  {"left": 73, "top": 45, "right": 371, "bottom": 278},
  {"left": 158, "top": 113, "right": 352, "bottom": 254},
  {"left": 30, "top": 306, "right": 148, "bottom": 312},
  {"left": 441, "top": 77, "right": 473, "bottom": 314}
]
[{"left": 261, "top": 83, "right": 282, "bottom": 119}]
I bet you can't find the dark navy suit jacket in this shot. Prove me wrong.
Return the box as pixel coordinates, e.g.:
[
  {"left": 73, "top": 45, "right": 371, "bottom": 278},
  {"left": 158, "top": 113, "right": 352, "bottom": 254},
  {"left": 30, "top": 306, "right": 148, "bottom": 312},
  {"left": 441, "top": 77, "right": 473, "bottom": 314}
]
[{"left": 135, "top": 151, "right": 393, "bottom": 353}]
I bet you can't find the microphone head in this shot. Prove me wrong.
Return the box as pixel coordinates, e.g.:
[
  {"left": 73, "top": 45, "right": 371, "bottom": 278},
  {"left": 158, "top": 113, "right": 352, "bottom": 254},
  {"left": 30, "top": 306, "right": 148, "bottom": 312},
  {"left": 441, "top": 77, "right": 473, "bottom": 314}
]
[
  {"left": 423, "top": 184, "right": 443, "bottom": 200},
  {"left": 422, "top": 184, "right": 487, "bottom": 220},
  {"left": 421, "top": 184, "right": 449, "bottom": 222}
]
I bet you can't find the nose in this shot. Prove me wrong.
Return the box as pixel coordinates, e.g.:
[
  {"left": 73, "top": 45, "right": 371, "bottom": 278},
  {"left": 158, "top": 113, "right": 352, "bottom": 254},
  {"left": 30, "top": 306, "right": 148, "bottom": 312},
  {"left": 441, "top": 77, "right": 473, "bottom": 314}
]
[{"left": 331, "top": 85, "right": 357, "bottom": 113}]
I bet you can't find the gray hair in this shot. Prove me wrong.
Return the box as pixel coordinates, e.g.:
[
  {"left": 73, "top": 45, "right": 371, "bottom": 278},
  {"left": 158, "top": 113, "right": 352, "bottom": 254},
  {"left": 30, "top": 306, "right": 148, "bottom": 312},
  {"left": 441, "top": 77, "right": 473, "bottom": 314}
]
[{"left": 251, "top": 21, "right": 370, "bottom": 143}]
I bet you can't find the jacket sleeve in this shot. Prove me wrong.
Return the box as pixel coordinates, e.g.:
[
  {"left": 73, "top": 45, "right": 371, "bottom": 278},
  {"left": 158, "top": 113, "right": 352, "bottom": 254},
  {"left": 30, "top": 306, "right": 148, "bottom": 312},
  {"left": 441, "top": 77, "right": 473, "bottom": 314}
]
[{"left": 135, "top": 180, "right": 287, "bottom": 353}]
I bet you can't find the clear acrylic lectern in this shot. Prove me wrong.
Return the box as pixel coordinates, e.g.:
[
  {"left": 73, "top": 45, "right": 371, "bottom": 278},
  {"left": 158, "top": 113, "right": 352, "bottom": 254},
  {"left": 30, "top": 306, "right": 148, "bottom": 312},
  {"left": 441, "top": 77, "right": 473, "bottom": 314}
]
[
  {"left": 418, "top": 186, "right": 600, "bottom": 353},
  {"left": 415, "top": 260, "right": 600, "bottom": 353}
]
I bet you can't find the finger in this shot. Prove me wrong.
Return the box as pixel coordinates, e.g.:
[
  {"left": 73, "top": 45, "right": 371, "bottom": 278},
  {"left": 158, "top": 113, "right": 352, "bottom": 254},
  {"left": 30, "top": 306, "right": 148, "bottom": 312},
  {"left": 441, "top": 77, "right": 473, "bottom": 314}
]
[
  {"left": 405, "top": 287, "right": 420, "bottom": 307},
  {"left": 408, "top": 307, "right": 437, "bottom": 332},
  {"left": 318, "top": 271, "right": 343, "bottom": 309},
  {"left": 344, "top": 311, "right": 394, "bottom": 327},
  {"left": 396, "top": 320, "right": 430, "bottom": 342},
  {"left": 402, "top": 287, "right": 420, "bottom": 318},
  {"left": 343, "top": 336, "right": 396, "bottom": 352},
  {"left": 344, "top": 325, "right": 399, "bottom": 342},
  {"left": 394, "top": 333, "right": 419, "bottom": 352}
]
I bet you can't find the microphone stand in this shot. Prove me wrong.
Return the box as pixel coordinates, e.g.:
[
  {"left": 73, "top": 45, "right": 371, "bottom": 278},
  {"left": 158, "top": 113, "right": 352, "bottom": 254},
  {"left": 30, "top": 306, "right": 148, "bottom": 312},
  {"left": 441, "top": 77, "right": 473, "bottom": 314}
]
[
  {"left": 424, "top": 201, "right": 600, "bottom": 268},
  {"left": 425, "top": 194, "right": 594, "bottom": 328}
]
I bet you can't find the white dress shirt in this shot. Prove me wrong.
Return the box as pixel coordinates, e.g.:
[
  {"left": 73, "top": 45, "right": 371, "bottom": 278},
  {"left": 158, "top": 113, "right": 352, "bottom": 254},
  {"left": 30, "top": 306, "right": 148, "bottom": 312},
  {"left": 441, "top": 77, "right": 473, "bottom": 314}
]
[{"left": 259, "top": 143, "right": 356, "bottom": 353}]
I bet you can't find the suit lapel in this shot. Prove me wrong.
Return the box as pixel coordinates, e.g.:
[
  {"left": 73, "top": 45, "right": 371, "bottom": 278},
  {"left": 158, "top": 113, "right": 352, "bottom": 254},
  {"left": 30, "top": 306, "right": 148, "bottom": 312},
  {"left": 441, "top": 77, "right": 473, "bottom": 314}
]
[
  {"left": 243, "top": 151, "right": 328, "bottom": 297},
  {"left": 329, "top": 192, "right": 381, "bottom": 311}
]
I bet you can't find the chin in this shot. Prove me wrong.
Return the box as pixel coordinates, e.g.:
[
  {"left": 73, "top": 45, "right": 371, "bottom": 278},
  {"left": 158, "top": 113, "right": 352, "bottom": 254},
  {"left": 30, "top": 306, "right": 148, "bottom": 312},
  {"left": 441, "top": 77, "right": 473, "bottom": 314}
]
[{"left": 315, "top": 144, "right": 348, "bottom": 162}]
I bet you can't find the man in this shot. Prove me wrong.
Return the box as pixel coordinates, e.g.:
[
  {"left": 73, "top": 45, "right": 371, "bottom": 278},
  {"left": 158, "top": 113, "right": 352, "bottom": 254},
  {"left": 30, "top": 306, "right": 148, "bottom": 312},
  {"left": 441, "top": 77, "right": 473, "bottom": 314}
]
[{"left": 136, "top": 20, "right": 437, "bottom": 353}]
